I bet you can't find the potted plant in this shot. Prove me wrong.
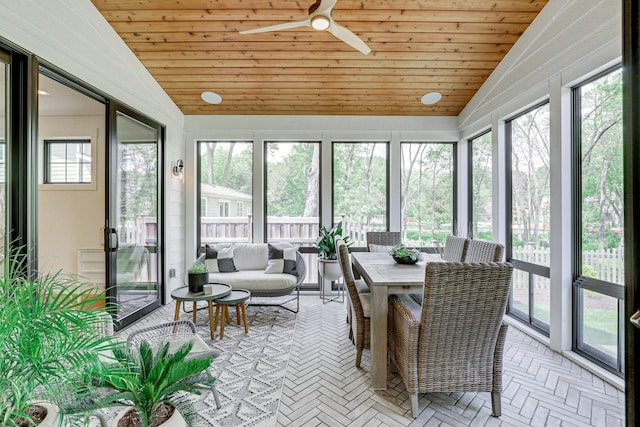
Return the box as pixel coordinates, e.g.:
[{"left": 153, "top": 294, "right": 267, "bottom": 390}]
[
  {"left": 0, "top": 249, "right": 117, "bottom": 427},
  {"left": 187, "top": 261, "right": 208, "bottom": 293},
  {"left": 389, "top": 244, "right": 424, "bottom": 264},
  {"left": 314, "top": 221, "right": 351, "bottom": 282},
  {"left": 73, "top": 340, "right": 216, "bottom": 427}
]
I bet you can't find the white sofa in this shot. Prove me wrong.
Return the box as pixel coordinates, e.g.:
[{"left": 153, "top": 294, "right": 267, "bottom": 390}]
[{"left": 199, "top": 243, "right": 306, "bottom": 313}]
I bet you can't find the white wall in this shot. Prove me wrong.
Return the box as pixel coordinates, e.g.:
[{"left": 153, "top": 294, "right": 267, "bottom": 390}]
[
  {"left": 0, "top": 0, "right": 187, "bottom": 297},
  {"left": 37, "top": 115, "right": 105, "bottom": 276},
  {"left": 458, "top": 0, "right": 622, "bottom": 354}
]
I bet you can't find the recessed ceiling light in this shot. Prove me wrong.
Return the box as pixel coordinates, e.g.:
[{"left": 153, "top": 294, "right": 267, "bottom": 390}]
[
  {"left": 201, "top": 91, "right": 222, "bottom": 105},
  {"left": 38, "top": 90, "right": 49, "bottom": 96},
  {"left": 421, "top": 92, "right": 442, "bottom": 105}
]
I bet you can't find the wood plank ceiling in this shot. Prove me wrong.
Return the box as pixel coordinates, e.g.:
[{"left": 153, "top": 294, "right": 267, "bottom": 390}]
[{"left": 91, "top": 0, "right": 549, "bottom": 116}]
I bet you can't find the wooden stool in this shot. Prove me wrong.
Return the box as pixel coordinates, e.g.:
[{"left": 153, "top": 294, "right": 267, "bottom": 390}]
[{"left": 212, "top": 289, "right": 251, "bottom": 339}]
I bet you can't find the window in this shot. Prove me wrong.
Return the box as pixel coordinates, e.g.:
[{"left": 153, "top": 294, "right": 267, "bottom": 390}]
[
  {"left": 572, "top": 67, "right": 623, "bottom": 373},
  {"left": 198, "top": 141, "right": 253, "bottom": 244},
  {"left": 469, "top": 131, "right": 493, "bottom": 240},
  {"left": 200, "top": 197, "right": 207, "bottom": 217},
  {"left": 236, "top": 201, "right": 244, "bottom": 217},
  {"left": 218, "top": 200, "right": 230, "bottom": 217},
  {"left": 44, "top": 139, "right": 91, "bottom": 183},
  {"left": 506, "top": 101, "right": 551, "bottom": 334},
  {"left": 333, "top": 142, "right": 388, "bottom": 247},
  {"left": 401, "top": 142, "right": 455, "bottom": 247}
]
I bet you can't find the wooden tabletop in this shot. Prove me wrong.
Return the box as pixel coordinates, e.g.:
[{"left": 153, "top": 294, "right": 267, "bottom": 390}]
[{"left": 351, "top": 252, "right": 445, "bottom": 287}]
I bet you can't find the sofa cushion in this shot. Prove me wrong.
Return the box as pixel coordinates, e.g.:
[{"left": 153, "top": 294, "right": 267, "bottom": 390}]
[
  {"left": 209, "top": 270, "right": 297, "bottom": 293},
  {"left": 233, "top": 243, "right": 269, "bottom": 270},
  {"left": 204, "top": 244, "right": 238, "bottom": 273},
  {"left": 265, "top": 244, "right": 298, "bottom": 277},
  {"left": 232, "top": 242, "right": 294, "bottom": 271},
  {"left": 368, "top": 243, "right": 394, "bottom": 253}
]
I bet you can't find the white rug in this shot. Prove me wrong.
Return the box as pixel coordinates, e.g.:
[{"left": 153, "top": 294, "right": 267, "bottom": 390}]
[{"left": 120, "top": 300, "right": 297, "bottom": 427}]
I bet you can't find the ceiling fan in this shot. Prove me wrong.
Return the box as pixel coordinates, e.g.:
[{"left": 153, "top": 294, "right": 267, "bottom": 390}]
[{"left": 239, "top": 0, "right": 371, "bottom": 55}]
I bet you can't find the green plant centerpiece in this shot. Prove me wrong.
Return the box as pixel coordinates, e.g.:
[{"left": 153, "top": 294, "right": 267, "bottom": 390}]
[
  {"left": 0, "top": 248, "right": 117, "bottom": 427},
  {"left": 187, "top": 261, "right": 208, "bottom": 293},
  {"left": 314, "top": 221, "right": 351, "bottom": 260},
  {"left": 82, "top": 340, "right": 216, "bottom": 427},
  {"left": 389, "top": 244, "right": 424, "bottom": 265}
]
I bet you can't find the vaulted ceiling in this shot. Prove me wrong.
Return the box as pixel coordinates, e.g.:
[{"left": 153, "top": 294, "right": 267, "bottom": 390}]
[{"left": 91, "top": 0, "right": 549, "bottom": 116}]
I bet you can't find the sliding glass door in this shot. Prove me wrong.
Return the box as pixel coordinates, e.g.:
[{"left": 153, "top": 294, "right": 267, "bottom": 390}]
[{"left": 107, "top": 108, "right": 163, "bottom": 328}]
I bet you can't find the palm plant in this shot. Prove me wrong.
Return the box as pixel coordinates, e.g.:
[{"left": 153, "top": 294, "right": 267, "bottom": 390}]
[
  {"left": 0, "top": 249, "right": 117, "bottom": 426},
  {"left": 86, "top": 340, "right": 216, "bottom": 427}
]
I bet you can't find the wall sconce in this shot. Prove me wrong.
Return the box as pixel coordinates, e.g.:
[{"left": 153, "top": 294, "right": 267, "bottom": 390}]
[{"left": 172, "top": 159, "right": 184, "bottom": 178}]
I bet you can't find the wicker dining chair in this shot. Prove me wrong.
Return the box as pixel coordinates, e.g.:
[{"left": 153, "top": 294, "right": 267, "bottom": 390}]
[
  {"left": 126, "top": 320, "right": 222, "bottom": 409},
  {"left": 441, "top": 235, "right": 470, "bottom": 261},
  {"left": 388, "top": 261, "right": 513, "bottom": 418},
  {"left": 464, "top": 239, "right": 504, "bottom": 262},
  {"left": 336, "top": 238, "right": 371, "bottom": 367}
]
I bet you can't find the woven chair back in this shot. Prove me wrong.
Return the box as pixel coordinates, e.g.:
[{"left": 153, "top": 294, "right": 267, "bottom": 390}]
[
  {"left": 464, "top": 239, "right": 504, "bottom": 262},
  {"left": 442, "top": 235, "right": 469, "bottom": 261}
]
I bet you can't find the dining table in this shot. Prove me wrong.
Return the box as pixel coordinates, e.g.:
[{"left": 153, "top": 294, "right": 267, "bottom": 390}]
[{"left": 351, "top": 251, "right": 446, "bottom": 390}]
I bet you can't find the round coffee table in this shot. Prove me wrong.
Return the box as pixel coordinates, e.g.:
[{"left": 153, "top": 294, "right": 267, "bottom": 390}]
[{"left": 171, "top": 284, "right": 231, "bottom": 339}]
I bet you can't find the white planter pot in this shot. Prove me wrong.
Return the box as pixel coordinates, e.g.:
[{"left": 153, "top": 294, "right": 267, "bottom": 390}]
[
  {"left": 110, "top": 406, "right": 186, "bottom": 427},
  {"left": 318, "top": 259, "right": 343, "bottom": 282},
  {"left": 32, "top": 401, "right": 61, "bottom": 427}
]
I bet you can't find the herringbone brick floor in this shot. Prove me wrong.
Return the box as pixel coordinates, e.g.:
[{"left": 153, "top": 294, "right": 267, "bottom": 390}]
[{"left": 276, "top": 296, "right": 625, "bottom": 427}]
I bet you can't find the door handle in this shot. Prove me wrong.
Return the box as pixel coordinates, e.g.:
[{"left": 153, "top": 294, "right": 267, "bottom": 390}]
[
  {"left": 631, "top": 310, "right": 640, "bottom": 330},
  {"left": 103, "top": 227, "right": 119, "bottom": 252}
]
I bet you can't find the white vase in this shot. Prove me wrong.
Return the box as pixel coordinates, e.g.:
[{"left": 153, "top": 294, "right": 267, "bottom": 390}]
[
  {"left": 318, "top": 259, "right": 343, "bottom": 282},
  {"left": 110, "top": 406, "right": 186, "bottom": 427}
]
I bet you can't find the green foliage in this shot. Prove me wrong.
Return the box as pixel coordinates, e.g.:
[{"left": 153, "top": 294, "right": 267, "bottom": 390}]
[
  {"left": 86, "top": 341, "right": 215, "bottom": 427},
  {"left": 314, "top": 221, "right": 351, "bottom": 260},
  {"left": 188, "top": 261, "right": 208, "bottom": 274},
  {"left": 389, "top": 244, "right": 423, "bottom": 262},
  {"left": 0, "top": 249, "right": 117, "bottom": 426}
]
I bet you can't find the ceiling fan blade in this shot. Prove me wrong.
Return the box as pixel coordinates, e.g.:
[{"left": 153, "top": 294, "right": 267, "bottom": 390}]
[
  {"left": 328, "top": 21, "right": 371, "bottom": 55},
  {"left": 240, "top": 18, "right": 311, "bottom": 34},
  {"left": 316, "top": 0, "right": 338, "bottom": 15}
]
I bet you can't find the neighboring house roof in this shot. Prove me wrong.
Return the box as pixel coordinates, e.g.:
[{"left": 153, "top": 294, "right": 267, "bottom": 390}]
[{"left": 201, "top": 183, "right": 252, "bottom": 202}]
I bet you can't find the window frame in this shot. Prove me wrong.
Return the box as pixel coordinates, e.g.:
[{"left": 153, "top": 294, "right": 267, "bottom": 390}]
[
  {"left": 43, "top": 138, "right": 92, "bottom": 184},
  {"left": 571, "top": 65, "right": 625, "bottom": 374},
  {"left": 505, "top": 100, "right": 552, "bottom": 335},
  {"left": 467, "top": 130, "right": 492, "bottom": 240}
]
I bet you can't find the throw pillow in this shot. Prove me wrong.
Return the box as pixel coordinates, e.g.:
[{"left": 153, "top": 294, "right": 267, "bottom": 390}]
[
  {"left": 204, "top": 244, "right": 238, "bottom": 273},
  {"left": 265, "top": 244, "right": 298, "bottom": 277},
  {"left": 368, "top": 243, "right": 394, "bottom": 253}
]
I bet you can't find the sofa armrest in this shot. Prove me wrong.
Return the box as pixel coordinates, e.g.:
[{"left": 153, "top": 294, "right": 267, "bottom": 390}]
[{"left": 295, "top": 250, "right": 307, "bottom": 286}]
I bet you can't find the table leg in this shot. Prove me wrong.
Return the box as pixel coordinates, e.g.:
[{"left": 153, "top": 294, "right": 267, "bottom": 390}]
[
  {"left": 236, "top": 304, "right": 241, "bottom": 324},
  {"left": 220, "top": 306, "right": 227, "bottom": 339},
  {"left": 371, "top": 284, "right": 388, "bottom": 390},
  {"left": 241, "top": 303, "right": 248, "bottom": 334},
  {"left": 192, "top": 302, "right": 197, "bottom": 324},
  {"left": 207, "top": 301, "right": 215, "bottom": 339},
  {"left": 173, "top": 300, "right": 181, "bottom": 321},
  {"left": 213, "top": 304, "right": 221, "bottom": 333}
]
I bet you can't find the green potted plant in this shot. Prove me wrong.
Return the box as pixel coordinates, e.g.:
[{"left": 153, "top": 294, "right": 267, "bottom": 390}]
[
  {"left": 0, "top": 249, "right": 117, "bottom": 427},
  {"left": 74, "top": 340, "right": 216, "bottom": 427},
  {"left": 314, "top": 221, "right": 351, "bottom": 282},
  {"left": 187, "top": 261, "right": 208, "bottom": 293},
  {"left": 389, "top": 243, "right": 424, "bottom": 264}
]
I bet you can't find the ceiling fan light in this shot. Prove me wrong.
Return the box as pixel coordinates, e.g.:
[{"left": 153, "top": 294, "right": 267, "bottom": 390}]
[{"left": 311, "top": 15, "right": 330, "bottom": 30}]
